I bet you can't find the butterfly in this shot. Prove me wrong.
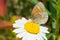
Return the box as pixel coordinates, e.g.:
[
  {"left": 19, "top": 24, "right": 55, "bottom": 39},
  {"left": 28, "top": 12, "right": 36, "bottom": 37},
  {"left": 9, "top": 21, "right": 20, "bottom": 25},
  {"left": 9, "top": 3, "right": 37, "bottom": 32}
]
[{"left": 31, "top": 2, "right": 48, "bottom": 24}]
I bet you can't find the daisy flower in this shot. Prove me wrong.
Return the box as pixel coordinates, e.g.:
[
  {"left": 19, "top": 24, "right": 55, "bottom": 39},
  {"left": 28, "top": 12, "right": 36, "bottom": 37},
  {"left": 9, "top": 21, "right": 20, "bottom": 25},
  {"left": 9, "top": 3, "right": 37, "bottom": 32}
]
[{"left": 13, "top": 17, "right": 49, "bottom": 40}]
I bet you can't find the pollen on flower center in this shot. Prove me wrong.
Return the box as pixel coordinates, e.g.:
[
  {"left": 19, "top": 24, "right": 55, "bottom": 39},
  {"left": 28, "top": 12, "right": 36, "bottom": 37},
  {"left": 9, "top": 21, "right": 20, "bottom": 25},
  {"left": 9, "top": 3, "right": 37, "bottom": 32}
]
[{"left": 24, "top": 21, "right": 40, "bottom": 34}]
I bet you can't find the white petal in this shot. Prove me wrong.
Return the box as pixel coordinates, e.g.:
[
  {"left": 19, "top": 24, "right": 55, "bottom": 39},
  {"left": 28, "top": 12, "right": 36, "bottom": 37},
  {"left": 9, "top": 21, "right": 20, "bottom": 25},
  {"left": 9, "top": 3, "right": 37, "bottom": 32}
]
[
  {"left": 13, "top": 28, "right": 24, "bottom": 33},
  {"left": 22, "top": 36, "right": 27, "bottom": 40},
  {"left": 22, "top": 34, "right": 36, "bottom": 40},
  {"left": 21, "top": 30, "right": 37, "bottom": 40},
  {"left": 22, "top": 17, "right": 27, "bottom": 21},
  {"left": 40, "top": 33, "right": 47, "bottom": 40},
  {"left": 13, "top": 23, "right": 23, "bottom": 28},
  {"left": 15, "top": 19, "right": 22, "bottom": 23},
  {"left": 28, "top": 19, "right": 32, "bottom": 21},
  {"left": 40, "top": 26, "right": 49, "bottom": 33},
  {"left": 41, "top": 26, "right": 48, "bottom": 30},
  {"left": 41, "top": 29, "right": 49, "bottom": 33},
  {"left": 16, "top": 33, "right": 23, "bottom": 38},
  {"left": 16, "top": 32, "right": 26, "bottom": 38},
  {"left": 15, "top": 17, "right": 27, "bottom": 23},
  {"left": 37, "top": 35, "right": 44, "bottom": 40}
]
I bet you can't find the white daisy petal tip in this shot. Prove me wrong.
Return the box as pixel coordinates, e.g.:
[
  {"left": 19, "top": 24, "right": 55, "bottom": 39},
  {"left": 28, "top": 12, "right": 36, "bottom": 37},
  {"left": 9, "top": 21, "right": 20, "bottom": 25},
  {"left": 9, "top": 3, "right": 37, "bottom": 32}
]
[
  {"left": 13, "top": 30, "right": 16, "bottom": 33},
  {"left": 13, "top": 23, "right": 20, "bottom": 28},
  {"left": 15, "top": 19, "right": 21, "bottom": 23},
  {"left": 22, "top": 17, "right": 27, "bottom": 21},
  {"left": 13, "top": 24, "right": 17, "bottom": 28},
  {"left": 13, "top": 29, "right": 19, "bottom": 33},
  {"left": 16, "top": 34, "right": 23, "bottom": 38},
  {"left": 22, "top": 17, "right": 26, "bottom": 19},
  {"left": 40, "top": 26, "right": 49, "bottom": 33},
  {"left": 16, "top": 35, "right": 20, "bottom": 38},
  {"left": 15, "top": 17, "right": 27, "bottom": 23},
  {"left": 47, "top": 31, "right": 49, "bottom": 33},
  {"left": 41, "top": 26, "right": 49, "bottom": 30},
  {"left": 28, "top": 19, "right": 32, "bottom": 21}
]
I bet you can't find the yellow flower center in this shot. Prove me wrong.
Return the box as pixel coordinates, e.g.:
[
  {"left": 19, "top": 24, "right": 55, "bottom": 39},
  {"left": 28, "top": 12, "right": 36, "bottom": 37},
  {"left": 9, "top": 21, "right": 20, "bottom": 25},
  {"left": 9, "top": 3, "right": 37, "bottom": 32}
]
[{"left": 24, "top": 21, "right": 40, "bottom": 34}]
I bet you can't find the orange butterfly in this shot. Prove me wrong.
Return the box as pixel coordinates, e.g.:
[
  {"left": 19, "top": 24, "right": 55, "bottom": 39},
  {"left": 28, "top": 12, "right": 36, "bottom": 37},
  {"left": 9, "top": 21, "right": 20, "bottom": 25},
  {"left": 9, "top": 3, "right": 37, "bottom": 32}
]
[{"left": 31, "top": 2, "right": 48, "bottom": 24}]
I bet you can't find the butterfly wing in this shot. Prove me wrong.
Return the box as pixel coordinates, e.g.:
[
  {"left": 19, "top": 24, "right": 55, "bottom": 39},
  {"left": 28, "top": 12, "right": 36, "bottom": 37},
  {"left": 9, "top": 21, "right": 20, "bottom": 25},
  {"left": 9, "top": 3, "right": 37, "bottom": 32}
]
[{"left": 31, "top": 2, "right": 48, "bottom": 24}]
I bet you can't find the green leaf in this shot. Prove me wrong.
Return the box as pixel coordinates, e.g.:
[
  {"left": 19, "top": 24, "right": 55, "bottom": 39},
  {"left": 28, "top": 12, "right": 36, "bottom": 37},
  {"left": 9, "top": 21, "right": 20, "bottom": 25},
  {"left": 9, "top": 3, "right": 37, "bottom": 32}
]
[
  {"left": 47, "top": 33, "right": 53, "bottom": 40},
  {"left": 5, "top": 13, "right": 10, "bottom": 20},
  {"left": 56, "top": 0, "right": 60, "bottom": 28},
  {"left": 29, "top": 0, "right": 39, "bottom": 4},
  {"left": 0, "top": 16, "right": 4, "bottom": 20},
  {"left": 45, "top": 8, "right": 55, "bottom": 21},
  {"left": 5, "top": 29, "right": 15, "bottom": 38},
  {"left": 52, "top": 34, "right": 56, "bottom": 40}
]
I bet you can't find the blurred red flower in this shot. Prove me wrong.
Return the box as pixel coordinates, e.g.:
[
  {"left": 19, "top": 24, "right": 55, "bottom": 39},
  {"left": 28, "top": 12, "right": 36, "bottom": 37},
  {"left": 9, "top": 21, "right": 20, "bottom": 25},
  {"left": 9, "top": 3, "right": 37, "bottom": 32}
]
[{"left": 0, "top": 0, "right": 7, "bottom": 17}]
